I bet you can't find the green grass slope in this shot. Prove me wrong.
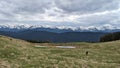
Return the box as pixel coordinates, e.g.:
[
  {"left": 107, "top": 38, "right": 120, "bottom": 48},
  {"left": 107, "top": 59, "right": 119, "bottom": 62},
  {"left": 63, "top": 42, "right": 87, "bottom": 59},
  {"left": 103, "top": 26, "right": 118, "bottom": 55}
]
[{"left": 0, "top": 35, "right": 120, "bottom": 68}]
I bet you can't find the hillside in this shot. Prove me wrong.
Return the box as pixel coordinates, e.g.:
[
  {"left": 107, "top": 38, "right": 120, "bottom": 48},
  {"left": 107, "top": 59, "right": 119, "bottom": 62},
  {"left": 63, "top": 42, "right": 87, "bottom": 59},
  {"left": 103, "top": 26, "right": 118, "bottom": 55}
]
[
  {"left": 100, "top": 32, "right": 120, "bottom": 42},
  {"left": 0, "top": 35, "right": 120, "bottom": 68},
  {"left": 0, "top": 31, "right": 107, "bottom": 42}
]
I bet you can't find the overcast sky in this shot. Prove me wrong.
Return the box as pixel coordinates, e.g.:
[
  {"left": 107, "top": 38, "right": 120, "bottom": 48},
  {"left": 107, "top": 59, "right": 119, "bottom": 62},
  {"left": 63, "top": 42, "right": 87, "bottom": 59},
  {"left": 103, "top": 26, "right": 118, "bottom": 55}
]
[{"left": 0, "top": 0, "right": 120, "bottom": 28}]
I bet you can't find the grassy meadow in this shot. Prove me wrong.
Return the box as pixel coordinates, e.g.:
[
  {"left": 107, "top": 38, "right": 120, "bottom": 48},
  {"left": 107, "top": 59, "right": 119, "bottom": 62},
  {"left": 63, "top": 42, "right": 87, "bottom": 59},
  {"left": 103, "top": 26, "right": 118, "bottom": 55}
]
[{"left": 0, "top": 35, "right": 120, "bottom": 68}]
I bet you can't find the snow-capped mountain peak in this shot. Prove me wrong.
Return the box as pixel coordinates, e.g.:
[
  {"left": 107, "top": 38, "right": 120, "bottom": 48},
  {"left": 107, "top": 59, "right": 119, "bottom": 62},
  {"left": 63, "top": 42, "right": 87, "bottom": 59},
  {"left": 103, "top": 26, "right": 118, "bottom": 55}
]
[{"left": 0, "top": 24, "right": 120, "bottom": 33}]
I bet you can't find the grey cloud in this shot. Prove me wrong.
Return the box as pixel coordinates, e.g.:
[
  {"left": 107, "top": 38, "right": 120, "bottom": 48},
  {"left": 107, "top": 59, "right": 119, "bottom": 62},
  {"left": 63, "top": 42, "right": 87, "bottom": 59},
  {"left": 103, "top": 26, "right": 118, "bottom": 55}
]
[
  {"left": 76, "top": 11, "right": 120, "bottom": 26},
  {"left": 14, "top": 0, "right": 53, "bottom": 14},
  {"left": 0, "top": 0, "right": 54, "bottom": 15},
  {"left": 0, "top": 0, "right": 120, "bottom": 28},
  {"left": 0, "top": 0, "right": 55, "bottom": 23},
  {"left": 55, "top": 0, "right": 119, "bottom": 14},
  {"left": 0, "top": 0, "right": 15, "bottom": 17},
  {"left": 0, "top": 0, "right": 119, "bottom": 15}
]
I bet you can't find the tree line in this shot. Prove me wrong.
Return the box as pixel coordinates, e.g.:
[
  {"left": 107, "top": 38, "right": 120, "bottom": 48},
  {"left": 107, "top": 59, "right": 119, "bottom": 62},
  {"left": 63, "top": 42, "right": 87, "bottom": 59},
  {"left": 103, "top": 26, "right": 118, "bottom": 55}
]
[
  {"left": 100, "top": 32, "right": 120, "bottom": 42},
  {"left": 26, "top": 40, "right": 51, "bottom": 43}
]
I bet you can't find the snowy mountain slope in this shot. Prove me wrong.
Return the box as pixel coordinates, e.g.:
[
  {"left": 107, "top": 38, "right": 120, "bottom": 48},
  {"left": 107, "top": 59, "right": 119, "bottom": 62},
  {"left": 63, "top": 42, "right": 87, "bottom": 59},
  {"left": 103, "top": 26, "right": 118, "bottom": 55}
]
[{"left": 0, "top": 24, "right": 120, "bottom": 33}]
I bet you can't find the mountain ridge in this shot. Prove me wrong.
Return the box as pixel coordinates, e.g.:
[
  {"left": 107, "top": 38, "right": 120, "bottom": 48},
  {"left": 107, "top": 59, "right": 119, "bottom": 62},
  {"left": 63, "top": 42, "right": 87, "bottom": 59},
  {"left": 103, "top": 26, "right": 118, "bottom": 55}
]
[
  {"left": 0, "top": 24, "right": 120, "bottom": 33},
  {"left": 0, "top": 30, "right": 107, "bottom": 43},
  {"left": 0, "top": 24, "right": 118, "bottom": 43}
]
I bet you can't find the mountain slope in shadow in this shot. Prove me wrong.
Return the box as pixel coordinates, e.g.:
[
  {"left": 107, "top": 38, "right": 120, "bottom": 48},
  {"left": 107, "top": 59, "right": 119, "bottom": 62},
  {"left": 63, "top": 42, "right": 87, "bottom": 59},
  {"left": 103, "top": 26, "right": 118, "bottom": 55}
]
[{"left": 0, "top": 30, "right": 107, "bottom": 43}]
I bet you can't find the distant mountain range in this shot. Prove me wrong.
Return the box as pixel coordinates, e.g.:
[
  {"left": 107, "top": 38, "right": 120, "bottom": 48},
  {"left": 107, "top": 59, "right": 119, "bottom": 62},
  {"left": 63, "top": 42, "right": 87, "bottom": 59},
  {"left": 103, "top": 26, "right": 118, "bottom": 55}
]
[
  {"left": 0, "top": 25, "right": 120, "bottom": 33},
  {"left": 0, "top": 25, "right": 119, "bottom": 42}
]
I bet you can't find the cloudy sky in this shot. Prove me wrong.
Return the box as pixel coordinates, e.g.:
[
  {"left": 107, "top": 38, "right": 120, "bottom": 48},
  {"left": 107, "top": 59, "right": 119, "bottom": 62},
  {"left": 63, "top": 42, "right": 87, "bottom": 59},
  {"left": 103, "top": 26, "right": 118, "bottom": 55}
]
[{"left": 0, "top": 0, "right": 120, "bottom": 28}]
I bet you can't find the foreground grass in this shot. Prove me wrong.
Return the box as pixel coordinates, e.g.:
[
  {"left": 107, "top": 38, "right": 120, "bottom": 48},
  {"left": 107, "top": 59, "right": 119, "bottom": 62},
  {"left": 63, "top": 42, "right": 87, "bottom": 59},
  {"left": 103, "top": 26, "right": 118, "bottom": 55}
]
[{"left": 0, "top": 36, "right": 120, "bottom": 68}]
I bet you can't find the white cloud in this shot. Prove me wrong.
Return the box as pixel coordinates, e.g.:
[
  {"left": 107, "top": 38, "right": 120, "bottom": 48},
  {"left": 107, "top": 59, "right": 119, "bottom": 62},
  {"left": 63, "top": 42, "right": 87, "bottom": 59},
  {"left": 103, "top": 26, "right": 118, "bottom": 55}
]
[{"left": 0, "top": 0, "right": 120, "bottom": 29}]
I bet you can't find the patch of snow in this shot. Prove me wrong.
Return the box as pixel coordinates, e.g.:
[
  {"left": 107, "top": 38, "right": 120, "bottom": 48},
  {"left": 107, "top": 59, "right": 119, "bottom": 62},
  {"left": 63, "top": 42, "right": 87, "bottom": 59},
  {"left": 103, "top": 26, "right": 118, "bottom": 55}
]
[
  {"left": 56, "top": 46, "right": 76, "bottom": 49},
  {"left": 35, "top": 45, "right": 47, "bottom": 48}
]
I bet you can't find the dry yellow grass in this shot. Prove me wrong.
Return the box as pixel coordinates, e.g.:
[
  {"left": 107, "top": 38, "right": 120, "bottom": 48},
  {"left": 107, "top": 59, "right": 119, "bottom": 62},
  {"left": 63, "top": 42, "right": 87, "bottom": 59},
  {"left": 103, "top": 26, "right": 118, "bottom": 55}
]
[{"left": 0, "top": 35, "right": 120, "bottom": 68}]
